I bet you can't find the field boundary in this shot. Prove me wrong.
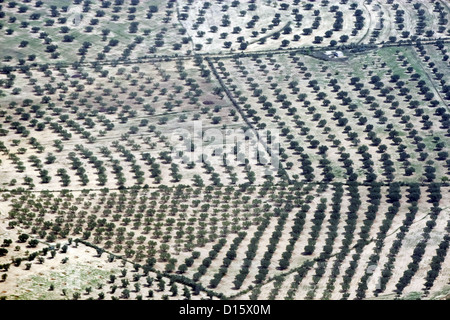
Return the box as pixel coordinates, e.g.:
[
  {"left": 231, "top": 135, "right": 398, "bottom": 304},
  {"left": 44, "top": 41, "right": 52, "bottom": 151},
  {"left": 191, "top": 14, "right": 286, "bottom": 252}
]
[{"left": 2, "top": 38, "right": 450, "bottom": 72}]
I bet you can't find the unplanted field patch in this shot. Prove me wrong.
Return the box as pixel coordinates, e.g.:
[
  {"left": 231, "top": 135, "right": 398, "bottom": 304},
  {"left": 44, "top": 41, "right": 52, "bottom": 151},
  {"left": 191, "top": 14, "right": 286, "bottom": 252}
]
[{"left": 10, "top": 262, "right": 116, "bottom": 300}]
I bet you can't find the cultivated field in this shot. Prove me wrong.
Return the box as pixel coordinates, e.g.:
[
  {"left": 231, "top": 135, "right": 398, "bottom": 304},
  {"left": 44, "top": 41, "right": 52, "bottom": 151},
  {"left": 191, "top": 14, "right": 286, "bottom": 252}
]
[{"left": 0, "top": 0, "right": 448, "bottom": 301}]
